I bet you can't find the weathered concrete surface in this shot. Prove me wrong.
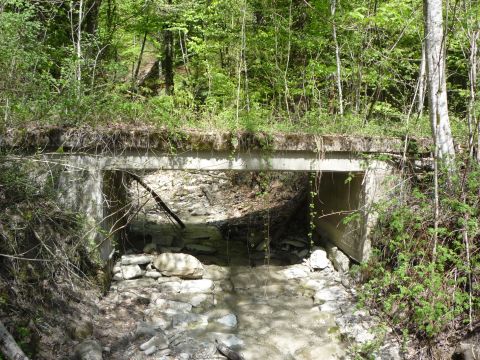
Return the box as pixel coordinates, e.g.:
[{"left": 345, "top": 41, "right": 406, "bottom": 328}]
[
  {"left": 0, "top": 126, "right": 427, "bottom": 262},
  {"left": 0, "top": 126, "right": 431, "bottom": 154},
  {"left": 310, "top": 167, "right": 396, "bottom": 262}
]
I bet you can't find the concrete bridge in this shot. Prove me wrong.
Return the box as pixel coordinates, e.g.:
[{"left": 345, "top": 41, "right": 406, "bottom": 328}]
[{"left": 0, "top": 126, "right": 431, "bottom": 263}]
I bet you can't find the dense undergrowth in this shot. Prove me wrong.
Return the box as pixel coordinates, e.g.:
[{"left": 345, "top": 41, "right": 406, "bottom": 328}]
[
  {"left": 0, "top": 160, "right": 99, "bottom": 358},
  {"left": 359, "top": 157, "right": 480, "bottom": 354}
]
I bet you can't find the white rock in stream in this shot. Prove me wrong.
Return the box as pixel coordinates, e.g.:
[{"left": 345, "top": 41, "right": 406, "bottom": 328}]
[
  {"left": 145, "top": 271, "right": 162, "bottom": 279},
  {"left": 157, "top": 279, "right": 214, "bottom": 294},
  {"left": 139, "top": 334, "right": 169, "bottom": 352},
  {"left": 313, "top": 286, "right": 348, "bottom": 303},
  {"left": 153, "top": 253, "right": 204, "bottom": 279},
  {"left": 151, "top": 298, "right": 193, "bottom": 314},
  {"left": 215, "top": 314, "right": 237, "bottom": 328},
  {"left": 112, "top": 261, "right": 122, "bottom": 273},
  {"left": 279, "top": 264, "right": 311, "bottom": 279},
  {"left": 308, "top": 248, "right": 332, "bottom": 270},
  {"left": 121, "top": 254, "right": 152, "bottom": 265},
  {"left": 120, "top": 265, "right": 143, "bottom": 280}
]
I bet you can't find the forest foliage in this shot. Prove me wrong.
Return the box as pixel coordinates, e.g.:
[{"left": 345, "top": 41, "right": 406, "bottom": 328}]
[{"left": 0, "top": 0, "right": 476, "bottom": 138}]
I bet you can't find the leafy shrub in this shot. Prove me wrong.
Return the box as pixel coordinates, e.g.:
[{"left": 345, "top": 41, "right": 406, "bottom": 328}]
[{"left": 360, "top": 158, "right": 479, "bottom": 339}]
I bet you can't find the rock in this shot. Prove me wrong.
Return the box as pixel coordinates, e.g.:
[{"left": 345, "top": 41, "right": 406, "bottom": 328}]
[
  {"left": 185, "top": 244, "right": 217, "bottom": 255},
  {"left": 153, "top": 253, "right": 204, "bottom": 279},
  {"left": 453, "top": 342, "right": 480, "bottom": 360},
  {"left": 216, "top": 279, "right": 233, "bottom": 292},
  {"left": 112, "top": 278, "right": 157, "bottom": 291},
  {"left": 112, "top": 273, "right": 123, "bottom": 281},
  {"left": 120, "top": 265, "right": 143, "bottom": 280},
  {"left": 72, "top": 320, "right": 93, "bottom": 340},
  {"left": 171, "top": 313, "right": 208, "bottom": 330},
  {"left": 215, "top": 314, "right": 237, "bottom": 328},
  {"left": 145, "top": 271, "right": 162, "bottom": 279},
  {"left": 121, "top": 254, "right": 152, "bottom": 265},
  {"left": 279, "top": 264, "right": 311, "bottom": 279},
  {"left": 376, "top": 342, "right": 402, "bottom": 360},
  {"left": 336, "top": 312, "right": 376, "bottom": 344},
  {"left": 151, "top": 298, "right": 193, "bottom": 314},
  {"left": 294, "top": 249, "right": 309, "bottom": 258},
  {"left": 157, "top": 279, "right": 214, "bottom": 294},
  {"left": 135, "top": 322, "right": 160, "bottom": 337},
  {"left": 73, "top": 340, "right": 103, "bottom": 360},
  {"left": 308, "top": 248, "right": 332, "bottom": 270},
  {"left": 204, "top": 265, "right": 230, "bottom": 280},
  {"left": 143, "top": 310, "right": 172, "bottom": 330},
  {"left": 329, "top": 247, "right": 350, "bottom": 273},
  {"left": 189, "top": 204, "right": 209, "bottom": 216},
  {"left": 189, "top": 294, "right": 209, "bottom": 307},
  {"left": 112, "top": 262, "right": 121, "bottom": 274},
  {"left": 139, "top": 333, "right": 169, "bottom": 351},
  {"left": 208, "top": 333, "right": 244, "bottom": 347},
  {"left": 170, "top": 334, "right": 216, "bottom": 358},
  {"left": 313, "top": 286, "right": 348, "bottom": 303}
]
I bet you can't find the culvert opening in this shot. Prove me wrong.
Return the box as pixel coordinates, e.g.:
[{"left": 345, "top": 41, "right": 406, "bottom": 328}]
[
  {"left": 121, "top": 170, "right": 312, "bottom": 267},
  {"left": 111, "top": 169, "right": 364, "bottom": 269}
]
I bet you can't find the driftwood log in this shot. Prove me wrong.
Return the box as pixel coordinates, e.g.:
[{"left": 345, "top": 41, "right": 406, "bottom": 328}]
[
  {"left": 0, "top": 320, "right": 29, "bottom": 360},
  {"left": 128, "top": 172, "right": 186, "bottom": 229},
  {"left": 215, "top": 340, "right": 245, "bottom": 360}
]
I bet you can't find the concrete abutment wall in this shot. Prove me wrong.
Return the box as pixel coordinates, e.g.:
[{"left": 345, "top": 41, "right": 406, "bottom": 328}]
[{"left": 57, "top": 161, "right": 129, "bottom": 262}]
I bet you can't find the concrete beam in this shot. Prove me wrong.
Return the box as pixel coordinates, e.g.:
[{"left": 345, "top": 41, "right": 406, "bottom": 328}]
[{"left": 51, "top": 151, "right": 391, "bottom": 172}]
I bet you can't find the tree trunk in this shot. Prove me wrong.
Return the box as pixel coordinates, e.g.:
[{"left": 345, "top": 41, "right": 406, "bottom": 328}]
[
  {"left": 0, "top": 320, "right": 29, "bottom": 360},
  {"left": 467, "top": 29, "right": 479, "bottom": 157},
  {"left": 84, "top": 0, "right": 102, "bottom": 35},
  {"left": 163, "top": 0, "right": 174, "bottom": 96},
  {"left": 133, "top": 32, "right": 148, "bottom": 85},
  {"left": 423, "top": 0, "right": 455, "bottom": 163},
  {"left": 417, "top": 42, "right": 427, "bottom": 116},
  {"left": 331, "top": 0, "right": 344, "bottom": 115}
]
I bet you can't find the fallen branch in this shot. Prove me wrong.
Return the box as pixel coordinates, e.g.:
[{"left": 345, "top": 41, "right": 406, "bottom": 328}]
[
  {"left": 127, "top": 172, "right": 186, "bottom": 229},
  {"left": 0, "top": 320, "right": 29, "bottom": 360}
]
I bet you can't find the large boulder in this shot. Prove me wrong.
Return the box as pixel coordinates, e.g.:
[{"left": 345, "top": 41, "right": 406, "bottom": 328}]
[{"left": 153, "top": 253, "right": 204, "bottom": 279}]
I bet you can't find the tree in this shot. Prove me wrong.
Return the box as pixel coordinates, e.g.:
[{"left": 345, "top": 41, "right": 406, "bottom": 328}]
[{"left": 423, "top": 0, "right": 455, "bottom": 162}]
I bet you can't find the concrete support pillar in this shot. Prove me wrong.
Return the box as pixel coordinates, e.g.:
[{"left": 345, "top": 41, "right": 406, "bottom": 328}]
[
  {"left": 57, "top": 161, "right": 128, "bottom": 262},
  {"left": 358, "top": 165, "right": 395, "bottom": 262}
]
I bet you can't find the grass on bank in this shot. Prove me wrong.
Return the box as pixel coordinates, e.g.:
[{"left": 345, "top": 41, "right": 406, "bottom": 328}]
[{"left": 0, "top": 89, "right": 469, "bottom": 142}]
